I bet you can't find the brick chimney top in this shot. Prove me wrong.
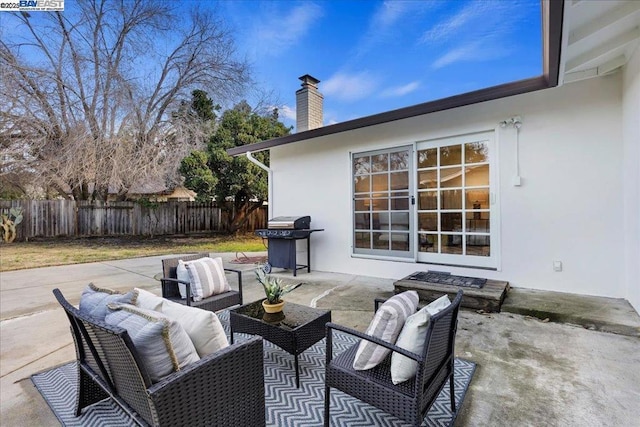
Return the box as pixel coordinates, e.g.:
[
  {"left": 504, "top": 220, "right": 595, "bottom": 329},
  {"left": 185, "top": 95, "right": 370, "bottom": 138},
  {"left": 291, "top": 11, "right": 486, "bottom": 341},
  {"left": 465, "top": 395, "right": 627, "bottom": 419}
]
[
  {"left": 298, "top": 74, "right": 320, "bottom": 89},
  {"left": 295, "top": 74, "right": 323, "bottom": 132}
]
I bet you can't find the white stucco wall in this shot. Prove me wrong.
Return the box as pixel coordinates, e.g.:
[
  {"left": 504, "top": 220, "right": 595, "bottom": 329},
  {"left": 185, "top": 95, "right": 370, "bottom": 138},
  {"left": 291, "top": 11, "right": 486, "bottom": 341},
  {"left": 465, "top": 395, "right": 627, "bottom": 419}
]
[
  {"left": 270, "top": 74, "right": 626, "bottom": 300},
  {"left": 622, "top": 46, "right": 640, "bottom": 313}
]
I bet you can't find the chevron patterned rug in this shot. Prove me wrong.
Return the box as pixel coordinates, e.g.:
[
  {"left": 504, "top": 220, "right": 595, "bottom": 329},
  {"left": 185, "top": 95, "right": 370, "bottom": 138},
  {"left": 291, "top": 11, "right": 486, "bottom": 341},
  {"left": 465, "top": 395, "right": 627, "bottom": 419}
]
[{"left": 32, "top": 311, "right": 476, "bottom": 426}]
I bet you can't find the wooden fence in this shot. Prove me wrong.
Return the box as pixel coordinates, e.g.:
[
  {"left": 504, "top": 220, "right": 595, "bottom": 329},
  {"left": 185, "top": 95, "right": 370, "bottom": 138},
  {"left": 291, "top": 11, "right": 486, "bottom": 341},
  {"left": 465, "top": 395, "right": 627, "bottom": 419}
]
[{"left": 0, "top": 200, "right": 267, "bottom": 241}]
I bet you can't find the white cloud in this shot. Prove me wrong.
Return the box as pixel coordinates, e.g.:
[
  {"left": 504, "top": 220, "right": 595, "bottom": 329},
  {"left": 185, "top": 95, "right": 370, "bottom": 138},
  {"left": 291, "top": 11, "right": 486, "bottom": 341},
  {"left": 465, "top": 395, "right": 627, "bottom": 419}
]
[
  {"left": 254, "top": 3, "right": 323, "bottom": 56},
  {"left": 421, "top": 1, "right": 528, "bottom": 69},
  {"left": 419, "top": 2, "right": 488, "bottom": 44},
  {"left": 371, "top": 1, "right": 412, "bottom": 30},
  {"left": 322, "top": 71, "right": 379, "bottom": 102},
  {"left": 275, "top": 105, "right": 296, "bottom": 121},
  {"left": 350, "top": 1, "right": 437, "bottom": 62},
  {"left": 432, "top": 41, "right": 510, "bottom": 69},
  {"left": 380, "top": 81, "right": 421, "bottom": 98}
]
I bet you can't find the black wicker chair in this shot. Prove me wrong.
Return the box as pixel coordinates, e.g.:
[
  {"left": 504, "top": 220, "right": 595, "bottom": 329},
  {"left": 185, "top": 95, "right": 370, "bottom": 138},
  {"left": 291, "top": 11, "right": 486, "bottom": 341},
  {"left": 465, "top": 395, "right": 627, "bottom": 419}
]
[
  {"left": 324, "top": 290, "right": 463, "bottom": 426},
  {"left": 160, "top": 253, "right": 243, "bottom": 312},
  {"left": 53, "top": 288, "right": 265, "bottom": 427}
]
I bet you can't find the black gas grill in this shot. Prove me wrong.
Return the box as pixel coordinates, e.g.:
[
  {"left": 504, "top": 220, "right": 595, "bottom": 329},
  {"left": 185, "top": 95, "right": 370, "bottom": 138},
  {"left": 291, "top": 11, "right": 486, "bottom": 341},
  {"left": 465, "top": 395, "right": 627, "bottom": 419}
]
[{"left": 255, "top": 216, "right": 323, "bottom": 276}]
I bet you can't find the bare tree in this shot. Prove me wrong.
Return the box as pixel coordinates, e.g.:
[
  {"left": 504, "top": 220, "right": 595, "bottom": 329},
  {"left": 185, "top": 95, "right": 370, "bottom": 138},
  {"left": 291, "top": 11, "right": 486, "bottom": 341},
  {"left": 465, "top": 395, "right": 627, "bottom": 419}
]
[{"left": 0, "top": 0, "right": 249, "bottom": 200}]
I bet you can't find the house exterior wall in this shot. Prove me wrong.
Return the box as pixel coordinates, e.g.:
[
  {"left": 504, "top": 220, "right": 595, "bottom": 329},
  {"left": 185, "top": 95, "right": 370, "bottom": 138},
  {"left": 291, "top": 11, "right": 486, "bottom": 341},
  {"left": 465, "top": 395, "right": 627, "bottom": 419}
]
[
  {"left": 622, "top": 46, "right": 640, "bottom": 313},
  {"left": 271, "top": 74, "right": 625, "bottom": 300}
]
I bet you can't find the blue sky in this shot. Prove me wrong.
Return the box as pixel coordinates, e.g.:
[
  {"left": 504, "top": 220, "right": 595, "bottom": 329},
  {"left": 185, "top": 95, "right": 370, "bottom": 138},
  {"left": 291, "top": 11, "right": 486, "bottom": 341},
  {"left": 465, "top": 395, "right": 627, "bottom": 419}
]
[
  {"left": 218, "top": 0, "right": 542, "bottom": 130},
  {"left": 1, "top": 0, "right": 542, "bottom": 131}
]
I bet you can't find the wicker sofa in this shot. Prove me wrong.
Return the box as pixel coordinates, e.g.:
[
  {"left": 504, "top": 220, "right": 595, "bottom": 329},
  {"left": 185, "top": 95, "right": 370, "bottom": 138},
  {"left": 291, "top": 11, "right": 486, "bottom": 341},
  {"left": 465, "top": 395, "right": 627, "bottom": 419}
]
[{"left": 53, "top": 288, "right": 265, "bottom": 427}]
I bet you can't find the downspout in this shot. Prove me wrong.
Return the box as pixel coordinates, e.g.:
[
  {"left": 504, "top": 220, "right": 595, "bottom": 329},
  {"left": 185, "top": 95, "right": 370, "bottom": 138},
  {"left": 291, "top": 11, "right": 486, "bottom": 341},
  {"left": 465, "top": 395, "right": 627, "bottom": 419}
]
[{"left": 246, "top": 151, "right": 273, "bottom": 219}]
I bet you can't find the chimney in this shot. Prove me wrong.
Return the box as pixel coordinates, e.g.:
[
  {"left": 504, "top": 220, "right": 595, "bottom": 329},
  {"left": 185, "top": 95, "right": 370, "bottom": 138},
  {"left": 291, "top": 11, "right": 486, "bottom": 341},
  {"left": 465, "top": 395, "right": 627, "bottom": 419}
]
[{"left": 296, "top": 74, "right": 323, "bottom": 132}]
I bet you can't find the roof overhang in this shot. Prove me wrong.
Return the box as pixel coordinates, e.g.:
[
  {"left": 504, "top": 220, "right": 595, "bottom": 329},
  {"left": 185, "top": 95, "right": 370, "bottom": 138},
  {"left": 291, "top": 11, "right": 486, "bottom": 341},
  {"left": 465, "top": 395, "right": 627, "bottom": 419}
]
[{"left": 228, "top": 0, "right": 564, "bottom": 157}]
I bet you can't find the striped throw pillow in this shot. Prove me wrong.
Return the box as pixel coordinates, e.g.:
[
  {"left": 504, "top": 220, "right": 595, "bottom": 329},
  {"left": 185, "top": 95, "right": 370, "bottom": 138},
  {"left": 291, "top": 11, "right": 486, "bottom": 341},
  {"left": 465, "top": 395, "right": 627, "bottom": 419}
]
[
  {"left": 353, "top": 290, "right": 419, "bottom": 370},
  {"left": 184, "top": 257, "right": 230, "bottom": 301}
]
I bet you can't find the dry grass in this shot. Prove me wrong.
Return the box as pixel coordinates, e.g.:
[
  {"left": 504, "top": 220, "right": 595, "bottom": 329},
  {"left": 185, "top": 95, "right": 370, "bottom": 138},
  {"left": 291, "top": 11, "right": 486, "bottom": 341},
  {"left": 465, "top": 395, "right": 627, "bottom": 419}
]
[{"left": 0, "top": 234, "right": 267, "bottom": 272}]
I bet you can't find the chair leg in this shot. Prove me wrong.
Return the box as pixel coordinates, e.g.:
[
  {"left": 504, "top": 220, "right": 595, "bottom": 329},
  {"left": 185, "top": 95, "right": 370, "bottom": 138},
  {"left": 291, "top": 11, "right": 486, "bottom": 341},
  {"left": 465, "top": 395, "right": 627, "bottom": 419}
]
[
  {"left": 449, "top": 372, "right": 456, "bottom": 412},
  {"left": 324, "top": 385, "right": 331, "bottom": 427}
]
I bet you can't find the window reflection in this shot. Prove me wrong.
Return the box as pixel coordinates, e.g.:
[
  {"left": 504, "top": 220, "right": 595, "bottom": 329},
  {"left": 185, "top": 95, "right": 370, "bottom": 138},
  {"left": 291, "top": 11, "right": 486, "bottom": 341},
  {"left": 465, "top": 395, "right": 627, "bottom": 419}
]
[
  {"left": 440, "top": 145, "right": 461, "bottom": 166},
  {"left": 390, "top": 151, "right": 409, "bottom": 170},
  {"left": 465, "top": 141, "right": 489, "bottom": 163},
  {"left": 441, "top": 234, "right": 463, "bottom": 254},
  {"left": 418, "top": 148, "right": 437, "bottom": 168},
  {"left": 419, "top": 191, "right": 437, "bottom": 210},
  {"left": 354, "top": 176, "right": 370, "bottom": 193},
  {"left": 441, "top": 190, "right": 462, "bottom": 209},
  {"left": 353, "top": 156, "right": 370, "bottom": 175},
  {"left": 372, "top": 154, "right": 388, "bottom": 172},
  {"left": 418, "top": 234, "right": 438, "bottom": 252},
  {"left": 355, "top": 232, "right": 371, "bottom": 249},
  {"left": 418, "top": 170, "right": 437, "bottom": 189}
]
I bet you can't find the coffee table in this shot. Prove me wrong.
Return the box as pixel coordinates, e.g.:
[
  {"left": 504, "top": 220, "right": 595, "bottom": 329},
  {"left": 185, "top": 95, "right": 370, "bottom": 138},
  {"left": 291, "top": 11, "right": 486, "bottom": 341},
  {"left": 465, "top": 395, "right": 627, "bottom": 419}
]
[{"left": 229, "top": 300, "right": 331, "bottom": 388}]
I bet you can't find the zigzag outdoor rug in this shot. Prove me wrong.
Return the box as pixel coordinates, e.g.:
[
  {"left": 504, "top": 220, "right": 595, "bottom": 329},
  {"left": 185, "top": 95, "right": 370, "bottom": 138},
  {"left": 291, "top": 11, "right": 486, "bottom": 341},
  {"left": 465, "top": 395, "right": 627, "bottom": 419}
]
[{"left": 32, "top": 311, "right": 476, "bottom": 426}]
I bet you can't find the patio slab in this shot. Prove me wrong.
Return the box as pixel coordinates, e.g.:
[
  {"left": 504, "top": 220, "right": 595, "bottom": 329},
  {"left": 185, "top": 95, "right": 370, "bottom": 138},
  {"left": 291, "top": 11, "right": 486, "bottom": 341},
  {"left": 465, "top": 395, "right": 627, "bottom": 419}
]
[
  {"left": 502, "top": 288, "right": 640, "bottom": 337},
  {"left": 1, "top": 255, "right": 639, "bottom": 426}
]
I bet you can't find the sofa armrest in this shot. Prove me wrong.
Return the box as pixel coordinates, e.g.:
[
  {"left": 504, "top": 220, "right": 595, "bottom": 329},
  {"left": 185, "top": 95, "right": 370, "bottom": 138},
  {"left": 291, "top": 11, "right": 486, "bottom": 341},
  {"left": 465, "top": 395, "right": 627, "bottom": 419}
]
[
  {"left": 326, "top": 322, "right": 422, "bottom": 363},
  {"left": 148, "top": 336, "right": 265, "bottom": 426}
]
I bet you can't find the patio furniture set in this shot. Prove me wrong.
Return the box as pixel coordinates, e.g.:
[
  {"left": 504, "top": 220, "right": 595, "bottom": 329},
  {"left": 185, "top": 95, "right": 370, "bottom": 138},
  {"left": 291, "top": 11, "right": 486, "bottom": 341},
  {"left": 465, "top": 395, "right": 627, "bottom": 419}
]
[{"left": 52, "top": 253, "right": 464, "bottom": 426}]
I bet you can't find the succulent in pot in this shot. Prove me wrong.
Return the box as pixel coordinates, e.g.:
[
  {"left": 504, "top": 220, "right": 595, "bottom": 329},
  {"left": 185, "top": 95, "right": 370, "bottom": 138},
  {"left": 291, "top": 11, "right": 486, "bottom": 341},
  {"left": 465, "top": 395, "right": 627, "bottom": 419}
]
[{"left": 255, "top": 266, "right": 301, "bottom": 312}]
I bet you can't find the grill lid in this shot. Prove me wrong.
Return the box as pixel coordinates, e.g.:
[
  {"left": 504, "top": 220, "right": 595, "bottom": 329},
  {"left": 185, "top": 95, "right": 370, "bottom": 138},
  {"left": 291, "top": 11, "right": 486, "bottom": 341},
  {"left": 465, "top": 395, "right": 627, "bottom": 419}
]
[{"left": 268, "top": 216, "right": 311, "bottom": 230}]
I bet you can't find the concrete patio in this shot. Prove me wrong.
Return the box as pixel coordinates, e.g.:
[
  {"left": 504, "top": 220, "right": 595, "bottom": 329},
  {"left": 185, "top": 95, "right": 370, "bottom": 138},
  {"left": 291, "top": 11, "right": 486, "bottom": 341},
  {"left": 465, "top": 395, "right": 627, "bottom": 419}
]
[{"left": 1, "top": 253, "right": 639, "bottom": 426}]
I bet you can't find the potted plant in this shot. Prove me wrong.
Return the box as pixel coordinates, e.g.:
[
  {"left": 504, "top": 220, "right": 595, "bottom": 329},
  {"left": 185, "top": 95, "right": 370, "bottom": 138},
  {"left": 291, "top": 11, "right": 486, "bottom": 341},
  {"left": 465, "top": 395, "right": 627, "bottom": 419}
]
[{"left": 255, "top": 266, "right": 301, "bottom": 313}]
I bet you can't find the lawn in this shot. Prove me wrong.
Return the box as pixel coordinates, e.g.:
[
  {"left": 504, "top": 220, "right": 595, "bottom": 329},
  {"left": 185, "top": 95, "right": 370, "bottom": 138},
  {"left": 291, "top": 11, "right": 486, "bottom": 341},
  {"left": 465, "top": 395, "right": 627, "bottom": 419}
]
[{"left": 0, "top": 234, "right": 266, "bottom": 272}]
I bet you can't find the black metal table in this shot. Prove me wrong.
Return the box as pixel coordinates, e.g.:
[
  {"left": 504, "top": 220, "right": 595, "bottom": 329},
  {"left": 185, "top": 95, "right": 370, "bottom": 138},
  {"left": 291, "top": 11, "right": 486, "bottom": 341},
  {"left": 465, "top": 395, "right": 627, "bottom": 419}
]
[{"left": 229, "top": 300, "right": 331, "bottom": 388}]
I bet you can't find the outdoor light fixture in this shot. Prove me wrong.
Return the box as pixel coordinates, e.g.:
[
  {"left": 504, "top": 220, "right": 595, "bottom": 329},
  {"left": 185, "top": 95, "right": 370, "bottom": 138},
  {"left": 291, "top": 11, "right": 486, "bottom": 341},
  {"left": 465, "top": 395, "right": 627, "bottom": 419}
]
[{"left": 499, "top": 116, "right": 522, "bottom": 128}]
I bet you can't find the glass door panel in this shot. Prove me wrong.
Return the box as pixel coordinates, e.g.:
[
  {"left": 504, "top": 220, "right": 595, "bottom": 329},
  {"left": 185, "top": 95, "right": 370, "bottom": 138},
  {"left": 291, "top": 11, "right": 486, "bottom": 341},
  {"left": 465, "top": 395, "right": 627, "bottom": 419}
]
[
  {"left": 416, "top": 132, "right": 495, "bottom": 266},
  {"left": 353, "top": 146, "right": 413, "bottom": 258}
]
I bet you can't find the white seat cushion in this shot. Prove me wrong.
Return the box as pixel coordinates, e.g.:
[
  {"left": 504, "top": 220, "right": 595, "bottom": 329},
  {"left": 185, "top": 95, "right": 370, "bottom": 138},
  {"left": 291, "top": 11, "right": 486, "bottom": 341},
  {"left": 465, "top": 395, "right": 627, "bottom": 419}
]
[
  {"left": 181, "top": 257, "right": 230, "bottom": 301},
  {"left": 105, "top": 303, "right": 200, "bottom": 383},
  {"left": 78, "top": 283, "right": 136, "bottom": 321},
  {"left": 352, "top": 291, "right": 419, "bottom": 370},
  {"left": 390, "top": 294, "right": 451, "bottom": 384},
  {"left": 134, "top": 287, "right": 164, "bottom": 311},
  {"left": 134, "top": 288, "right": 229, "bottom": 357}
]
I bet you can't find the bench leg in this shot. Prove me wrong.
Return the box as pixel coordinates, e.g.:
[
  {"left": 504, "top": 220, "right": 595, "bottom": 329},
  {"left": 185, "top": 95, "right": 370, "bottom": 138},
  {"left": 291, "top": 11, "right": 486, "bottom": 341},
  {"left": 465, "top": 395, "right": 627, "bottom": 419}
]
[{"left": 324, "top": 385, "right": 331, "bottom": 427}]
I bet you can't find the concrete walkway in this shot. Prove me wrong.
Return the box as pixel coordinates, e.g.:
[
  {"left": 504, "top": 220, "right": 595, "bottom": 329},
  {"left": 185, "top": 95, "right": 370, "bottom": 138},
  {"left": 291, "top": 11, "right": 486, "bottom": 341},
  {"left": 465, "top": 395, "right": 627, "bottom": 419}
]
[{"left": 1, "top": 254, "right": 639, "bottom": 426}]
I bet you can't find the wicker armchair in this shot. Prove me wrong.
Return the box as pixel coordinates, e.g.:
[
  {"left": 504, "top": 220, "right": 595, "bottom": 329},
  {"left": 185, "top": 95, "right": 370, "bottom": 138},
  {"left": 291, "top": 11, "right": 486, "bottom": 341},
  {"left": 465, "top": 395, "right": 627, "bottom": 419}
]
[
  {"left": 53, "top": 288, "right": 265, "bottom": 427},
  {"left": 324, "top": 290, "right": 463, "bottom": 427},
  {"left": 160, "top": 253, "right": 243, "bottom": 312}
]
